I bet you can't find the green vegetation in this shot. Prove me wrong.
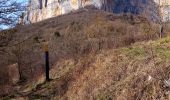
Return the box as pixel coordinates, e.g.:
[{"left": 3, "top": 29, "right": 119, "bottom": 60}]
[
  {"left": 29, "top": 94, "right": 48, "bottom": 99},
  {"left": 151, "top": 36, "right": 170, "bottom": 59},
  {"left": 94, "top": 93, "right": 113, "bottom": 100},
  {"left": 121, "top": 46, "right": 146, "bottom": 58},
  {"left": 2, "top": 95, "right": 15, "bottom": 100}
]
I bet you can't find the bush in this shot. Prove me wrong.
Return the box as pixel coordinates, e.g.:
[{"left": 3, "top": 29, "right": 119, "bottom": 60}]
[
  {"left": 54, "top": 31, "right": 61, "bottom": 37},
  {"left": 33, "top": 36, "right": 39, "bottom": 43}
]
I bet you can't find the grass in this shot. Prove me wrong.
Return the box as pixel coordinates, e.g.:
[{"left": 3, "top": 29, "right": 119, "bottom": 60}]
[
  {"left": 121, "top": 46, "right": 146, "bottom": 58},
  {"left": 2, "top": 9, "right": 170, "bottom": 100},
  {"left": 151, "top": 36, "right": 170, "bottom": 59},
  {"left": 94, "top": 93, "right": 113, "bottom": 100},
  {"left": 3, "top": 36, "right": 170, "bottom": 99},
  {"left": 155, "top": 45, "right": 170, "bottom": 59},
  {"left": 119, "top": 36, "right": 170, "bottom": 60},
  {"left": 29, "top": 94, "right": 49, "bottom": 99},
  {"left": 2, "top": 95, "right": 15, "bottom": 100}
]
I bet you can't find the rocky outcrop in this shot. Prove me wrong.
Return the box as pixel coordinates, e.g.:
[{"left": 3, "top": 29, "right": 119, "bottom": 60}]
[
  {"left": 26, "top": 0, "right": 169, "bottom": 23},
  {"left": 27, "top": 0, "right": 104, "bottom": 23},
  {"left": 157, "top": 0, "right": 170, "bottom": 22}
]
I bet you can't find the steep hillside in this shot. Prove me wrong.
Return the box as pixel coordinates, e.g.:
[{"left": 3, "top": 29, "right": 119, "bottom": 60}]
[
  {"left": 1, "top": 8, "right": 170, "bottom": 100},
  {"left": 2, "top": 37, "right": 170, "bottom": 100}
]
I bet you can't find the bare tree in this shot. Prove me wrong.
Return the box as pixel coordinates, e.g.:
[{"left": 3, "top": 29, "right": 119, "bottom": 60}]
[{"left": 0, "top": 0, "right": 27, "bottom": 28}]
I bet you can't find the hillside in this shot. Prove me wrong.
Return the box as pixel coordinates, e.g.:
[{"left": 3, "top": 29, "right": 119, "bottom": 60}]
[{"left": 1, "top": 8, "right": 170, "bottom": 100}]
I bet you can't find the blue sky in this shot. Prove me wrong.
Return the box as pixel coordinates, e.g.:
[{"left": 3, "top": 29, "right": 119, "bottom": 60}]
[
  {"left": 17, "top": 0, "right": 29, "bottom": 6},
  {"left": 0, "top": 0, "right": 29, "bottom": 30},
  {"left": 18, "top": 0, "right": 28, "bottom": 3}
]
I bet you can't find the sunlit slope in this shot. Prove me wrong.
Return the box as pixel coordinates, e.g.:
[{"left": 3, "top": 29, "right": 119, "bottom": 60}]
[{"left": 1, "top": 8, "right": 170, "bottom": 99}]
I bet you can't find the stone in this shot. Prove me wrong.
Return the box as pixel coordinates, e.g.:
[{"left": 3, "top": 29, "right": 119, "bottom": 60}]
[{"left": 26, "top": 0, "right": 170, "bottom": 23}]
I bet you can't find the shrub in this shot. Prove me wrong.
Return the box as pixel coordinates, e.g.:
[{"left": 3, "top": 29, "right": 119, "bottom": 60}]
[
  {"left": 33, "top": 36, "right": 39, "bottom": 43},
  {"left": 54, "top": 31, "right": 61, "bottom": 37}
]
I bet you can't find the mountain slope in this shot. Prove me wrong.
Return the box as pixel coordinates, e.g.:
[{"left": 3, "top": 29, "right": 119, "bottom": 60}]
[
  {"left": 0, "top": 8, "right": 170, "bottom": 100},
  {"left": 2, "top": 36, "right": 170, "bottom": 100}
]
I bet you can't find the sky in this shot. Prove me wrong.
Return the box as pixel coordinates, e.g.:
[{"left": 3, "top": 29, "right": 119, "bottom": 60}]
[
  {"left": 18, "top": 0, "right": 28, "bottom": 4},
  {"left": 0, "top": 0, "right": 29, "bottom": 30}
]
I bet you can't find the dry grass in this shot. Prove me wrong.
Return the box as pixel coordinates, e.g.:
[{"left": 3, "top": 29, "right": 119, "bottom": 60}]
[
  {"left": 1, "top": 8, "right": 170, "bottom": 99},
  {"left": 59, "top": 38, "right": 170, "bottom": 100}
]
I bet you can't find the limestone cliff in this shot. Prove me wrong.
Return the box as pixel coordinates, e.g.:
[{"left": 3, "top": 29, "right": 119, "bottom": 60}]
[
  {"left": 26, "top": 0, "right": 170, "bottom": 23},
  {"left": 27, "top": 0, "right": 103, "bottom": 23},
  {"left": 157, "top": 0, "right": 170, "bottom": 21}
]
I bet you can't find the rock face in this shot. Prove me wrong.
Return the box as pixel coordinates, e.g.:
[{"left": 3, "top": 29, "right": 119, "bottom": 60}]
[
  {"left": 158, "top": 0, "right": 170, "bottom": 22},
  {"left": 26, "top": 0, "right": 170, "bottom": 23},
  {"left": 27, "top": 0, "right": 103, "bottom": 22}
]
